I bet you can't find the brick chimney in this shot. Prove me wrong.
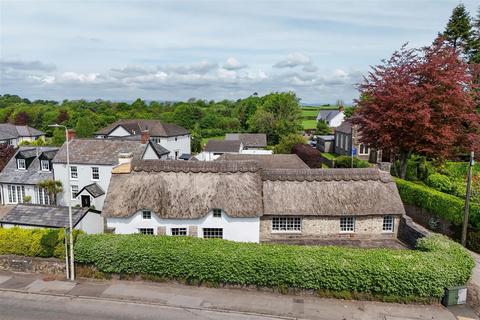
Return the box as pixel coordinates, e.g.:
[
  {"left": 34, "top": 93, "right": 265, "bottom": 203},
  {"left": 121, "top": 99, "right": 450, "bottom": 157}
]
[
  {"left": 140, "top": 130, "right": 150, "bottom": 144},
  {"left": 67, "top": 129, "right": 76, "bottom": 141}
]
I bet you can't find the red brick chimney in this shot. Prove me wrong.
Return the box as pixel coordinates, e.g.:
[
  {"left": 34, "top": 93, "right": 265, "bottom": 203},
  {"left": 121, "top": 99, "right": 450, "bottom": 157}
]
[
  {"left": 140, "top": 130, "right": 150, "bottom": 144},
  {"left": 67, "top": 129, "right": 76, "bottom": 141}
]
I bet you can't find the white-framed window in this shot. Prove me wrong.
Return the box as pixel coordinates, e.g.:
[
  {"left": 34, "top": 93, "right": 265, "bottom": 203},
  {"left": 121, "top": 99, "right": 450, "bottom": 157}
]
[
  {"left": 272, "top": 217, "right": 302, "bottom": 232},
  {"left": 91, "top": 167, "right": 99, "bottom": 180},
  {"left": 359, "top": 144, "right": 370, "bottom": 155},
  {"left": 383, "top": 215, "right": 394, "bottom": 232},
  {"left": 142, "top": 210, "right": 151, "bottom": 219},
  {"left": 71, "top": 185, "right": 79, "bottom": 199},
  {"left": 139, "top": 228, "right": 154, "bottom": 235},
  {"left": 7, "top": 185, "right": 25, "bottom": 204},
  {"left": 203, "top": 228, "right": 223, "bottom": 239},
  {"left": 17, "top": 159, "right": 26, "bottom": 170},
  {"left": 212, "top": 208, "right": 222, "bottom": 218},
  {"left": 171, "top": 228, "right": 187, "bottom": 236},
  {"left": 340, "top": 217, "right": 355, "bottom": 232},
  {"left": 70, "top": 166, "right": 78, "bottom": 180},
  {"left": 40, "top": 160, "right": 50, "bottom": 171},
  {"left": 37, "top": 187, "right": 50, "bottom": 205}
]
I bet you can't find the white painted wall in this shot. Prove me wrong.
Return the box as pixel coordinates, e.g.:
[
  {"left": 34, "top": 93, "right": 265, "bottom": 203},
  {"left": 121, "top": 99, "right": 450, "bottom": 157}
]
[
  {"left": 75, "top": 211, "right": 104, "bottom": 234},
  {"left": 108, "top": 126, "right": 131, "bottom": 137},
  {"left": 107, "top": 210, "right": 260, "bottom": 243},
  {"left": 155, "top": 135, "right": 191, "bottom": 159},
  {"left": 329, "top": 113, "right": 345, "bottom": 128},
  {"left": 143, "top": 144, "right": 168, "bottom": 160}
]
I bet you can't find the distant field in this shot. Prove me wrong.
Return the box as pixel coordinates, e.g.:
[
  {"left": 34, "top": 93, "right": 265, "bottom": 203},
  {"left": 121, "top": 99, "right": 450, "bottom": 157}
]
[
  {"left": 302, "top": 119, "right": 317, "bottom": 130},
  {"left": 301, "top": 109, "right": 320, "bottom": 117}
]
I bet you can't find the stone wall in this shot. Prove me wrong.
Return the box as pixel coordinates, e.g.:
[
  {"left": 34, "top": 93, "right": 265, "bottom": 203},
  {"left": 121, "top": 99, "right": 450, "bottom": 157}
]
[
  {"left": 403, "top": 204, "right": 454, "bottom": 237},
  {"left": 0, "top": 255, "right": 66, "bottom": 275},
  {"left": 397, "top": 215, "right": 430, "bottom": 248},
  {"left": 260, "top": 215, "right": 400, "bottom": 243}
]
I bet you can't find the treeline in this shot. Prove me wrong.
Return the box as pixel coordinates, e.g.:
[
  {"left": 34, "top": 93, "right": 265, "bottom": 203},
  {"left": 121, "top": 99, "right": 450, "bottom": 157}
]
[{"left": 0, "top": 92, "right": 303, "bottom": 147}]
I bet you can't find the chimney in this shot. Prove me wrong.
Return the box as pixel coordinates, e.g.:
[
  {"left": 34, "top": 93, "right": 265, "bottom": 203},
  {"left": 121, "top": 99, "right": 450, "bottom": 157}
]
[
  {"left": 67, "top": 129, "right": 76, "bottom": 141},
  {"left": 338, "top": 106, "right": 345, "bottom": 112},
  {"left": 140, "top": 130, "right": 150, "bottom": 144},
  {"left": 118, "top": 152, "right": 133, "bottom": 165}
]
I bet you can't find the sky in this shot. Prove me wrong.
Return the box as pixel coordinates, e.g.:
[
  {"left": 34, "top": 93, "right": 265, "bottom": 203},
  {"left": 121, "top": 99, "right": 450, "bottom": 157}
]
[{"left": 0, "top": 0, "right": 479, "bottom": 104}]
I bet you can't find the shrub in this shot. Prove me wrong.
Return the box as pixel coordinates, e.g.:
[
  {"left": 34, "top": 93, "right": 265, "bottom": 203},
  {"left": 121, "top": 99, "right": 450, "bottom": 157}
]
[
  {"left": 0, "top": 228, "right": 64, "bottom": 257},
  {"left": 291, "top": 144, "right": 322, "bottom": 168},
  {"left": 75, "top": 234, "right": 473, "bottom": 299},
  {"left": 425, "top": 173, "right": 453, "bottom": 193},
  {"left": 335, "top": 156, "right": 370, "bottom": 168}
]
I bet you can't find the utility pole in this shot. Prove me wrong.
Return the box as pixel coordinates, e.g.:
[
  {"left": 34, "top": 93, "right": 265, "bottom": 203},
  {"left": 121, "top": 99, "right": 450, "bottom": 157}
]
[{"left": 461, "top": 151, "right": 474, "bottom": 247}]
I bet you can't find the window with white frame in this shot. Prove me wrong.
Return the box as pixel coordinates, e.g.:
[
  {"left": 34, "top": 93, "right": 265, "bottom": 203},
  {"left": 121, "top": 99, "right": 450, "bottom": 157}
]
[
  {"left": 383, "top": 215, "right": 394, "bottom": 232},
  {"left": 40, "top": 160, "right": 50, "bottom": 171},
  {"left": 139, "top": 228, "right": 154, "bottom": 235},
  {"left": 171, "top": 228, "right": 187, "bottom": 236},
  {"left": 91, "top": 167, "right": 99, "bottom": 180},
  {"left": 7, "top": 185, "right": 25, "bottom": 204},
  {"left": 340, "top": 217, "right": 355, "bottom": 232},
  {"left": 37, "top": 187, "right": 49, "bottom": 205},
  {"left": 203, "top": 228, "right": 223, "bottom": 239},
  {"left": 70, "top": 166, "right": 78, "bottom": 179},
  {"left": 71, "top": 185, "right": 79, "bottom": 199},
  {"left": 212, "top": 208, "right": 222, "bottom": 218},
  {"left": 272, "top": 217, "right": 302, "bottom": 232},
  {"left": 359, "top": 144, "right": 369, "bottom": 155},
  {"left": 142, "top": 210, "right": 151, "bottom": 219},
  {"left": 17, "top": 159, "right": 26, "bottom": 170}
]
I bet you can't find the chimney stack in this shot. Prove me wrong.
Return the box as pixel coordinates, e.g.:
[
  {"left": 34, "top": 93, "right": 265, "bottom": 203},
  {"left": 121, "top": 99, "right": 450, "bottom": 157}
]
[
  {"left": 67, "top": 129, "right": 76, "bottom": 141},
  {"left": 118, "top": 152, "right": 133, "bottom": 165},
  {"left": 140, "top": 130, "right": 150, "bottom": 144}
]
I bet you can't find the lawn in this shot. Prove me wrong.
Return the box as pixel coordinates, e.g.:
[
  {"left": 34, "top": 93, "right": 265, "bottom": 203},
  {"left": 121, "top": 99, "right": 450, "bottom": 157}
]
[
  {"left": 302, "top": 119, "right": 317, "bottom": 130},
  {"left": 301, "top": 109, "right": 320, "bottom": 117},
  {"left": 321, "top": 153, "right": 338, "bottom": 160}
]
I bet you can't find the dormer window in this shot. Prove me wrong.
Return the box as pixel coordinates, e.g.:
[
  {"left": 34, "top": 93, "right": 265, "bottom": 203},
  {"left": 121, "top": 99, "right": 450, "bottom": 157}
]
[
  {"left": 212, "top": 208, "right": 222, "bottom": 218},
  {"left": 40, "top": 160, "right": 50, "bottom": 171},
  {"left": 17, "top": 159, "right": 26, "bottom": 170}
]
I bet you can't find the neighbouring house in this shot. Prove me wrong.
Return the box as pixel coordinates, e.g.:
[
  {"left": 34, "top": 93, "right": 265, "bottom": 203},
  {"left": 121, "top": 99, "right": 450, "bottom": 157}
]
[
  {"left": 216, "top": 154, "right": 309, "bottom": 169},
  {"left": 316, "top": 108, "right": 345, "bottom": 128},
  {"left": 102, "top": 160, "right": 405, "bottom": 245},
  {"left": 225, "top": 133, "right": 267, "bottom": 150},
  {"left": 334, "top": 120, "right": 382, "bottom": 162},
  {"left": 0, "top": 204, "right": 103, "bottom": 234},
  {"left": 94, "top": 119, "right": 190, "bottom": 159},
  {"left": 196, "top": 140, "right": 243, "bottom": 161},
  {"left": 0, "top": 147, "right": 59, "bottom": 205},
  {"left": 52, "top": 137, "right": 165, "bottom": 210},
  {"left": 316, "top": 135, "right": 335, "bottom": 153},
  {"left": 0, "top": 124, "right": 45, "bottom": 147}
]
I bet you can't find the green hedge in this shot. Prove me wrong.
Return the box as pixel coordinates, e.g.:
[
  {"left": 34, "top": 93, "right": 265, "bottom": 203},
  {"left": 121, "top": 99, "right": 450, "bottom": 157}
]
[{"left": 75, "top": 234, "right": 473, "bottom": 299}]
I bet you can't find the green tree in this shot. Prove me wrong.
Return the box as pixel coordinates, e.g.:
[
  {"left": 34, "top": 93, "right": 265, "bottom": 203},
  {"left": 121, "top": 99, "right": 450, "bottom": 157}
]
[
  {"left": 471, "top": 7, "right": 480, "bottom": 63},
  {"left": 443, "top": 4, "right": 474, "bottom": 55},
  {"left": 38, "top": 180, "right": 63, "bottom": 205},
  {"left": 52, "top": 128, "right": 66, "bottom": 146},
  {"left": 75, "top": 117, "right": 95, "bottom": 138},
  {"left": 190, "top": 124, "right": 203, "bottom": 153},
  {"left": 316, "top": 120, "right": 331, "bottom": 135},
  {"left": 273, "top": 133, "right": 306, "bottom": 154}
]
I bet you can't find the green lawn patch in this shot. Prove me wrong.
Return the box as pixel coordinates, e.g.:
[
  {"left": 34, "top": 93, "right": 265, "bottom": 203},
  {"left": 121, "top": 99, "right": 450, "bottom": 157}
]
[
  {"left": 302, "top": 119, "right": 317, "bottom": 130},
  {"left": 321, "top": 153, "right": 338, "bottom": 160}
]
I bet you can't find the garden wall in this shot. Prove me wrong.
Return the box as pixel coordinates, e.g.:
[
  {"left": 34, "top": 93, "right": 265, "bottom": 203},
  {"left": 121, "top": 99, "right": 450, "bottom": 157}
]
[{"left": 0, "top": 255, "right": 65, "bottom": 275}]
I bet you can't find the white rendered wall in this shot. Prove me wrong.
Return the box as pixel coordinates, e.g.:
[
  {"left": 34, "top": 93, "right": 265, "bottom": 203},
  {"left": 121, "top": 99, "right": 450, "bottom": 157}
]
[
  {"left": 108, "top": 126, "right": 131, "bottom": 137},
  {"left": 329, "top": 113, "right": 345, "bottom": 128},
  {"left": 155, "top": 135, "right": 191, "bottom": 159},
  {"left": 75, "top": 212, "right": 104, "bottom": 234},
  {"left": 143, "top": 144, "right": 168, "bottom": 160},
  {"left": 107, "top": 210, "right": 260, "bottom": 243}
]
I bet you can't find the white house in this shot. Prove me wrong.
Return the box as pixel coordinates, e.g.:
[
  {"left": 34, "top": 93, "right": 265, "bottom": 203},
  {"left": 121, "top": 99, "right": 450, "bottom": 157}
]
[
  {"left": 0, "top": 204, "right": 103, "bottom": 234},
  {"left": 0, "top": 124, "right": 45, "bottom": 147},
  {"left": 93, "top": 119, "right": 190, "bottom": 159},
  {"left": 0, "top": 147, "right": 59, "bottom": 205},
  {"left": 316, "top": 108, "right": 345, "bottom": 128},
  {"left": 196, "top": 140, "right": 243, "bottom": 161},
  {"left": 52, "top": 137, "right": 165, "bottom": 210}
]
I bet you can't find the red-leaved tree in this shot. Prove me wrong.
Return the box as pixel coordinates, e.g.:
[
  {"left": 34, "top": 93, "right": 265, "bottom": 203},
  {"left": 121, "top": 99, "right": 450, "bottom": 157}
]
[
  {"left": 352, "top": 39, "right": 480, "bottom": 178},
  {"left": 0, "top": 144, "right": 16, "bottom": 172}
]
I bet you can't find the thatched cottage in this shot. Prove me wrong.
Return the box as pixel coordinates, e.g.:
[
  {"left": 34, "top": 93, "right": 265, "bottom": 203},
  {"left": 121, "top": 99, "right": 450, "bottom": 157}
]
[{"left": 102, "top": 159, "right": 405, "bottom": 244}]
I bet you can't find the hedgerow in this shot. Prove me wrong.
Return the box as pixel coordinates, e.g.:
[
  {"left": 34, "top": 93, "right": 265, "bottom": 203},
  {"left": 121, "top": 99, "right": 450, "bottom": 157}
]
[
  {"left": 395, "top": 178, "right": 480, "bottom": 229},
  {"left": 75, "top": 233, "right": 473, "bottom": 299}
]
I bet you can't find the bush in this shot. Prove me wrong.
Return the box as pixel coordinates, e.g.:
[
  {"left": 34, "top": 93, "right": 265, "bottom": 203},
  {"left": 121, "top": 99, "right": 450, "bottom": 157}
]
[
  {"left": 0, "top": 228, "right": 63, "bottom": 258},
  {"left": 335, "top": 156, "right": 370, "bottom": 168},
  {"left": 395, "top": 178, "right": 480, "bottom": 229},
  {"left": 425, "top": 173, "right": 453, "bottom": 193},
  {"left": 291, "top": 144, "right": 322, "bottom": 168},
  {"left": 75, "top": 234, "right": 473, "bottom": 299}
]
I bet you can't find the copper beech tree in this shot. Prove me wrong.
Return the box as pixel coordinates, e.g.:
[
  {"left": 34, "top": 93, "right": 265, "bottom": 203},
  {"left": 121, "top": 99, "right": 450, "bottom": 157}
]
[{"left": 352, "top": 39, "right": 480, "bottom": 179}]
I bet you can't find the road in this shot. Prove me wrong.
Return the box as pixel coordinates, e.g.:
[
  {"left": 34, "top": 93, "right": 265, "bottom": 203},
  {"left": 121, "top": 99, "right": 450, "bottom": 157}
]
[{"left": 0, "top": 291, "right": 283, "bottom": 320}]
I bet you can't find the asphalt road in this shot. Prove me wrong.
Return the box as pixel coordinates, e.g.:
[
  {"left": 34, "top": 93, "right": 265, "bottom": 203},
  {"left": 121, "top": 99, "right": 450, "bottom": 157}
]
[{"left": 0, "top": 291, "right": 284, "bottom": 320}]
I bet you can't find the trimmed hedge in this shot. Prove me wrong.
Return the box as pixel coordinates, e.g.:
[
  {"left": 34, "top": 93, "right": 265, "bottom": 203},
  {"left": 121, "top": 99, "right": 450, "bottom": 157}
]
[
  {"left": 75, "top": 233, "right": 473, "bottom": 299},
  {"left": 395, "top": 178, "right": 480, "bottom": 229},
  {"left": 335, "top": 156, "right": 370, "bottom": 168}
]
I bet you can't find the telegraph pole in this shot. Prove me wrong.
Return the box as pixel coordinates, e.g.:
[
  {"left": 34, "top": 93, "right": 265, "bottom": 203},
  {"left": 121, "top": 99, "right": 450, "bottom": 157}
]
[{"left": 461, "top": 151, "right": 474, "bottom": 247}]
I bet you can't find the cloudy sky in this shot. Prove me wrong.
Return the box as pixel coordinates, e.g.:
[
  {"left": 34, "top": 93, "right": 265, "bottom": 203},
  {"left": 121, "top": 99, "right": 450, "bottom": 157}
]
[{"left": 0, "top": 0, "right": 478, "bottom": 104}]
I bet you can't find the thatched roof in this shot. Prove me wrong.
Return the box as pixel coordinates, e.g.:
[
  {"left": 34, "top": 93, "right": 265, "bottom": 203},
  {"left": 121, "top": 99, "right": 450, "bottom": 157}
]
[{"left": 103, "top": 161, "right": 405, "bottom": 219}]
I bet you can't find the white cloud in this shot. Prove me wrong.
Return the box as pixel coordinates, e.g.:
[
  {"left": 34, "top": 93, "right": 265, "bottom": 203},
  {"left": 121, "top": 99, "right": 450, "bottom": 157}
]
[
  {"left": 273, "top": 53, "right": 312, "bottom": 68},
  {"left": 223, "top": 57, "right": 247, "bottom": 70},
  {"left": 0, "top": 59, "right": 56, "bottom": 72}
]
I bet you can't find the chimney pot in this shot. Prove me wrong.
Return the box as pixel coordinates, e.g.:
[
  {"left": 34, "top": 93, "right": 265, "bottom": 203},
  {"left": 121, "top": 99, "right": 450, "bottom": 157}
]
[
  {"left": 67, "top": 129, "right": 76, "bottom": 141},
  {"left": 140, "top": 130, "right": 150, "bottom": 144}
]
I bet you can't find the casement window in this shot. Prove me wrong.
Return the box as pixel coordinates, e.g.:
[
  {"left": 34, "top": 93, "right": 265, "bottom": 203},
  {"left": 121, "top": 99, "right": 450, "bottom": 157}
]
[
  {"left": 71, "top": 185, "right": 79, "bottom": 199},
  {"left": 17, "top": 159, "right": 26, "bottom": 170},
  {"left": 70, "top": 166, "right": 78, "bottom": 179},
  {"left": 91, "top": 167, "right": 99, "bottom": 180},
  {"left": 383, "top": 215, "right": 394, "bottom": 232},
  {"left": 171, "top": 228, "right": 187, "bottom": 236},
  {"left": 340, "top": 217, "right": 355, "bottom": 232},
  {"left": 359, "top": 144, "right": 369, "bottom": 155},
  {"left": 272, "top": 217, "right": 302, "bottom": 232},
  {"left": 139, "top": 228, "right": 154, "bottom": 235},
  {"left": 203, "top": 228, "right": 223, "bottom": 239},
  {"left": 37, "top": 187, "right": 49, "bottom": 205},
  {"left": 142, "top": 210, "right": 151, "bottom": 219},
  {"left": 212, "top": 208, "right": 222, "bottom": 218},
  {"left": 7, "top": 185, "right": 25, "bottom": 204},
  {"left": 40, "top": 160, "right": 50, "bottom": 171}
]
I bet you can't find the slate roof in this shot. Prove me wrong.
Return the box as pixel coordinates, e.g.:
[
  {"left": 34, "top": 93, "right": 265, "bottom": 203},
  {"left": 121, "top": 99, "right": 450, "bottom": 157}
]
[
  {"left": 204, "top": 140, "right": 242, "bottom": 152},
  {"left": 316, "top": 109, "right": 342, "bottom": 122},
  {"left": 95, "top": 119, "right": 189, "bottom": 137},
  {"left": 335, "top": 120, "right": 352, "bottom": 134},
  {"left": 179, "top": 154, "right": 192, "bottom": 160},
  {"left": 0, "top": 204, "right": 98, "bottom": 228},
  {"left": 317, "top": 135, "right": 335, "bottom": 141},
  {"left": 52, "top": 139, "right": 150, "bottom": 165},
  {"left": 225, "top": 133, "right": 267, "bottom": 148},
  {"left": 150, "top": 142, "right": 170, "bottom": 157},
  {"left": 77, "top": 183, "right": 105, "bottom": 198},
  {"left": 216, "top": 154, "right": 309, "bottom": 169},
  {"left": 0, "top": 147, "right": 58, "bottom": 184},
  {"left": 0, "top": 124, "right": 44, "bottom": 141}
]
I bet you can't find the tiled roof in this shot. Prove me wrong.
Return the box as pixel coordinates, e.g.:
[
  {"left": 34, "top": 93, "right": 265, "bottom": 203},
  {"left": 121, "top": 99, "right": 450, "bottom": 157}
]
[
  {"left": 150, "top": 142, "right": 170, "bottom": 156},
  {"left": 77, "top": 183, "right": 105, "bottom": 198},
  {"left": 335, "top": 120, "right": 352, "bottom": 134},
  {"left": 204, "top": 140, "right": 242, "bottom": 152},
  {"left": 0, "top": 124, "right": 44, "bottom": 140},
  {"left": 316, "top": 110, "right": 341, "bottom": 122},
  {"left": 95, "top": 119, "right": 189, "bottom": 137},
  {"left": 225, "top": 133, "right": 267, "bottom": 148}
]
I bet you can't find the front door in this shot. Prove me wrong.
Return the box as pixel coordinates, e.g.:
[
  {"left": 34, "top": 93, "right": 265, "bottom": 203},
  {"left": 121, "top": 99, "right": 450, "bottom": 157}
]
[{"left": 81, "top": 195, "right": 91, "bottom": 207}]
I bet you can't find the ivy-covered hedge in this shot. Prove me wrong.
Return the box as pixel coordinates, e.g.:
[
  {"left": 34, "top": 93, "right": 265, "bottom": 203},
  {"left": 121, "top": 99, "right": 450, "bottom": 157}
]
[
  {"left": 395, "top": 178, "right": 480, "bottom": 229},
  {"left": 75, "top": 233, "right": 473, "bottom": 299}
]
